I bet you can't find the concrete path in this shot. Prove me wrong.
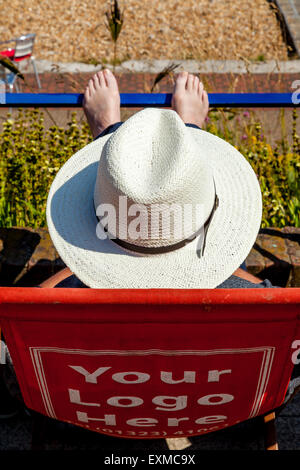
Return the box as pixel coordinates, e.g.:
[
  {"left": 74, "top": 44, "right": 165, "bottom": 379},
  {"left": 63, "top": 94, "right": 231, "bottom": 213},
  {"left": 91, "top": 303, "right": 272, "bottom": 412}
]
[{"left": 20, "top": 58, "right": 300, "bottom": 75}]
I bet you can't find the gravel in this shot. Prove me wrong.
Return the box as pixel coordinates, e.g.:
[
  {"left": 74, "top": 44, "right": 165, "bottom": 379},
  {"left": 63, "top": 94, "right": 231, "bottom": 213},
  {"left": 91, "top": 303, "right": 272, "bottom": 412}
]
[{"left": 1, "top": 0, "right": 288, "bottom": 64}]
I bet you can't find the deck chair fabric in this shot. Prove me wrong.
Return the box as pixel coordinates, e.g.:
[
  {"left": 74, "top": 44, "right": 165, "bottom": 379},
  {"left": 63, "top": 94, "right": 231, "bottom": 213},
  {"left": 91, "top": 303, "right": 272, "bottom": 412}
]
[{"left": 0, "top": 287, "right": 299, "bottom": 440}]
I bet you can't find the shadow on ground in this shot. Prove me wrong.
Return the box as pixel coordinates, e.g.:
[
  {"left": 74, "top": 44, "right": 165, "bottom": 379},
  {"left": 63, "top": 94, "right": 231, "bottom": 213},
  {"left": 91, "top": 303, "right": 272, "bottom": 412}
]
[{"left": 1, "top": 392, "right": 300, "bottom": 450}]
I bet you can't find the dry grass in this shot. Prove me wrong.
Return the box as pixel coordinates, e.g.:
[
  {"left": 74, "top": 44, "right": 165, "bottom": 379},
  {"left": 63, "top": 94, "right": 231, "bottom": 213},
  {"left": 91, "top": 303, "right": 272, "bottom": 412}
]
[{"left": 1, "top": 0, "right": 288, "bottom": 64}]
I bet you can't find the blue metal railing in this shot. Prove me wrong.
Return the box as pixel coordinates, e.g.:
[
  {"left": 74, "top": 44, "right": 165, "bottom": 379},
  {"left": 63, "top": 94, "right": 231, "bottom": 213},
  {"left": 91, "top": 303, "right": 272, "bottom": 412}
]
[{"left": 0, "top": 92, "right": 298, "bottom": 108}]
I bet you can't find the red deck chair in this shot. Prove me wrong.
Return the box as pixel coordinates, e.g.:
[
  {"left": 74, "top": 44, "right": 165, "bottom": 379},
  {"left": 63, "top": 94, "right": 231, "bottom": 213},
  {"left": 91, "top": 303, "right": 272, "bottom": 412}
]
[{"left": 0, "top": 287, "right": 299, "bottom": 450}]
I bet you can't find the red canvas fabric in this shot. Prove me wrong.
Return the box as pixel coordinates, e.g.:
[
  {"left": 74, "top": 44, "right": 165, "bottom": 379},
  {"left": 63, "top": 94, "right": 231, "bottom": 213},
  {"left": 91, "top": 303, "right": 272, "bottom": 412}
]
[
  {"left": 0, "top": 49, "right": 31, "bottom": 61},
  {"left": 0, "top": 287, "right": 299, "bottom": 439},
  {"left": 0, "top": 49, "right": 15, "bottom": 58}
]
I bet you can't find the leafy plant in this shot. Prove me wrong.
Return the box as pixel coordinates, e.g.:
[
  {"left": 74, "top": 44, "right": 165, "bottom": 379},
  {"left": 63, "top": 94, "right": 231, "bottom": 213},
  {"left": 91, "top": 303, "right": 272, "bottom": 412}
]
[
  {"left": 0, "top": 109, "right": 91, "bottom": 227},
  {"left": 150, "top": 63, "right": 181, "bottom": 93},
  {"left": 205, "top": 107, "right": 299, "bottom": 227},
  {"left": 105, "top": 0, "right": 125, "bottom": 73}
]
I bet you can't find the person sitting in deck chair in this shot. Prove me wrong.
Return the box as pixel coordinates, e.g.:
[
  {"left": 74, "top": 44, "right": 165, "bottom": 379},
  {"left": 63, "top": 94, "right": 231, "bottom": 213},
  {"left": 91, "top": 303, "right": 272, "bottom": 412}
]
[
  {"left": 1, "top": 70, "right": 299, "bottom": 420},
  {"left": 41, "top": 69, "right": 273, "bottom": 290}
]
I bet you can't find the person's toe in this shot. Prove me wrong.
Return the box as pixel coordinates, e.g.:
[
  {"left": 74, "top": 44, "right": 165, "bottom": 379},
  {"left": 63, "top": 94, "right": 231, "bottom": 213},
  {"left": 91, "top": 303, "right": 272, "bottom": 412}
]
[
  {"left": 202, "top": 89, "right": 209, "bottom": 108},
  {"left": 96, "top": 71, "right": 106, "bottom": 88},
  {"left": 197, "top": 80, "right": 204, "bottom": 96},
  {"left": 174, "top": 71, "right": 188, "bottom": 91},
  {"left": 88, "top": 78, "right": 96, "bottom": 94},
  {"left": 193, "top": 75, "right": 200, "bottom": 92},
  {"left": 202, "top": 90, "right": 209, "bottom": 119},
  {"left": 103, "top": 68, "right": 119, "bottom": 90},
  {"left": 187, "top": 73, "right": 195, "bottom": 92},
  {"left": 83, "top": 84, "right": 91, "bottom": 103}
]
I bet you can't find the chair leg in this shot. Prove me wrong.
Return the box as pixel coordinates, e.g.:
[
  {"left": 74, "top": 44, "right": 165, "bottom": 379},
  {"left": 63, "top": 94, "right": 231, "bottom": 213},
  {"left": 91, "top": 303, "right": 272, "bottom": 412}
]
[
  {"left": 165, "top": 438, "right": 192, "bottom": 450},
  {"left": 263, "top": 412, "right": 278, "bottom": 450},
  {"left": 31, "top": 57, "right": 41, "bottom": 89}
]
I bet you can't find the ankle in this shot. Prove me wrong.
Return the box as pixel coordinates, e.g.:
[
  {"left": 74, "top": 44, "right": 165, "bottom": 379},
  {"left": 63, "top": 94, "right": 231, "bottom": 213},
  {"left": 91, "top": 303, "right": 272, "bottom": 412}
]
[{"left": 93, "top": 121, "right": 123, "bottom": 140}]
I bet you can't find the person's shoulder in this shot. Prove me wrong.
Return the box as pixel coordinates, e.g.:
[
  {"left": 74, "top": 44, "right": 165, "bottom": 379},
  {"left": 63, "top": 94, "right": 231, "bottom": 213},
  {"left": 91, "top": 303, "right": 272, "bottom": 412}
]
[{"left": 217, "top": 275, "right": 277, "bottom": 289}]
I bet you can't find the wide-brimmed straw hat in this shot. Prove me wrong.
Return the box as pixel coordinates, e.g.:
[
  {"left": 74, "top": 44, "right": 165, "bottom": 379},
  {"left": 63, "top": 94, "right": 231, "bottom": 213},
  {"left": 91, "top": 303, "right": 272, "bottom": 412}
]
[{"left": 46, "top": 108, "right": 262, "bottom": 288}]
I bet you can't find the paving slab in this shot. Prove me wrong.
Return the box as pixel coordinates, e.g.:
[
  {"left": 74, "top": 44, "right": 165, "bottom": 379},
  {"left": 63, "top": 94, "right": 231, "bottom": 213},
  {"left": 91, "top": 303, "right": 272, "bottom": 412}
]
[{"left": 18, "top": 59, "right": 300, "bottom": 75}]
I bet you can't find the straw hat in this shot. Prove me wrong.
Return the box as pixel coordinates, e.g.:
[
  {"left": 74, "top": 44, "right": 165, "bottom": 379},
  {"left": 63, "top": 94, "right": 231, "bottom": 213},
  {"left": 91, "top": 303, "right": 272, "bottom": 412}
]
[{"left": 46, "top": 108, "right": 262, "bottom": 288}]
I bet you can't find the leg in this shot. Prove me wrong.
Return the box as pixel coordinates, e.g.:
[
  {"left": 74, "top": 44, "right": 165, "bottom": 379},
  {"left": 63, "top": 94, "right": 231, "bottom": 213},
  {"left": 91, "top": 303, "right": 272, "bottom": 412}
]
[
  {"left": 93, "top": 121, "right": 123, "bottom": 140},
  {"left": 171, "top": 75, "right": 249, "bottom": 272},
  {"left": 83, "top": 69, "right": 208, "bottom": 140},
  {"left": 171, "top": 71, "right": 209, "bottom": 128},
  {"left": 83, "top": 69, "right": 121, "bottom": 139},
  {"left": 94, "top": 121, "right": 202, "bottom": 141}
]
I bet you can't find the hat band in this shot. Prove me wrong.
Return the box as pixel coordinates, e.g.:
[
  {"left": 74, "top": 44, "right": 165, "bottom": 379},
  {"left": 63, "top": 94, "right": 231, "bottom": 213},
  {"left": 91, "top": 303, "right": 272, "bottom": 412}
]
[
  {"left": 95, "top": 191, "right": 219, "bottom": 256},
  {"left": 106, "top": 226, "right": 201, "bottom": 254}
]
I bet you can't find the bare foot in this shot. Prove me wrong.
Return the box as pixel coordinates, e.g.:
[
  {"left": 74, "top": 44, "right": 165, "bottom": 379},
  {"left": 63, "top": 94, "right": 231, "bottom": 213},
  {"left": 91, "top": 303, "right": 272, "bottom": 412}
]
[
  {"left": 83, "top": 69, "right": 121, "bottom": 139},
  {"left": 171, "top": 71, "right": 209, "bottom": 128}
]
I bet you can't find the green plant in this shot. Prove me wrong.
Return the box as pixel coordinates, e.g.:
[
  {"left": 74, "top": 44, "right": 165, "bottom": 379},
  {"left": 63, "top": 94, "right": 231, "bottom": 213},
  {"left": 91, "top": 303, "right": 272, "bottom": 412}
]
[
  {"left": 81, "top": 57, "right": 101, "bottom": 66},
  {"left": 0, "top": 109, "right": 92, "bottom": 227},
  {"left": 105, "top": 0, "right": 125, "bottom": 73},
  {"left": 205, "top": 107, "right": 300, "bottom": 228},
  {"left": 150, "top": 63, "right": 181, "bottom": 93},
  {"left": 255, "top": 54, "right": 266, "bottom": 62}
]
